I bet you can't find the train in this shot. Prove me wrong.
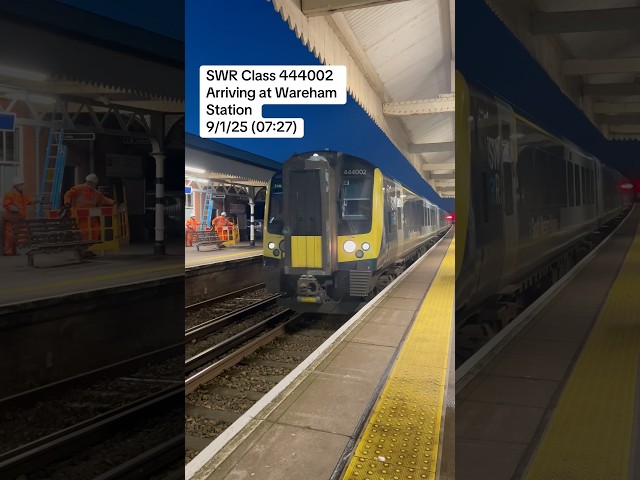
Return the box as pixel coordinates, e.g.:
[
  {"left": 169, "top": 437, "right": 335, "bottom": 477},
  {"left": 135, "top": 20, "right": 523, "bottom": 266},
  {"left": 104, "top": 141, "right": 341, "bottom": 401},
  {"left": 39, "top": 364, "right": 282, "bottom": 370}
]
[
  {"left": 456, "top": 71, "right": 634, "bottom": 329},
  {"left": 263, "top": 151, "right": 451, "bottom": 314}
]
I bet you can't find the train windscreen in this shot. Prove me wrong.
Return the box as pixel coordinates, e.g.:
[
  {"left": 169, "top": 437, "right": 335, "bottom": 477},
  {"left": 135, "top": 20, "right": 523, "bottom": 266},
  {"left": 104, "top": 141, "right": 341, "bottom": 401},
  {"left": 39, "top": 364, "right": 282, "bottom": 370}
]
[
  {"left": 339, "top": 173, "right": 373, "bottom": 235},
  {"left": 267, "top": 172, "right": 284, "bottom": 234}
]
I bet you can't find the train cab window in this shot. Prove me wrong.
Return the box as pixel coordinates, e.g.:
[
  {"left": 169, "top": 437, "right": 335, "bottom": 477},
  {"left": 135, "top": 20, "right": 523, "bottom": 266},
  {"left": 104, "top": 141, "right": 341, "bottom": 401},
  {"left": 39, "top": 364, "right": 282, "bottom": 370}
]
[
  {"left": 267, "top": 173, "right": 284, "bottom": 234},
  {"left": 338, "top": 174, "right": 373, "bottom": 235}
]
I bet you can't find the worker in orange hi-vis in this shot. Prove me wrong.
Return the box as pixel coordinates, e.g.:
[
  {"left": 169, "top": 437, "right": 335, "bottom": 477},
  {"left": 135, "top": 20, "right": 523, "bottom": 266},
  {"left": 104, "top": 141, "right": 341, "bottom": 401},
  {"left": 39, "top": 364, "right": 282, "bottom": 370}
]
[
  {"left": 3, "top": 176, "right": 38, "bottom": 256},
  {"left": 185, "top": 214, "right": 199, "bottom": 247},
  {"left": 63, "top": 174, "right": 115, "bottom": 254},
  {"left": 211, "top": 211, "right": 234, "bottom": 242}
]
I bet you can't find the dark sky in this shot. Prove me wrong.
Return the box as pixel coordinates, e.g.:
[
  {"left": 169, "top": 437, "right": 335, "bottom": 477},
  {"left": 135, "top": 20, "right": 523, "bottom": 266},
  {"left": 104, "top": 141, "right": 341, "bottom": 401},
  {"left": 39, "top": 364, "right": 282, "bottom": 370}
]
[
  {"left": 458, "top": 0, "right": 640, "bottom": 183},
  {"left": 54, "top": 0, "right": 184, "bottom": 40},
  {"left": 186, "top": 0, "right": 454, "bottom": 212}
]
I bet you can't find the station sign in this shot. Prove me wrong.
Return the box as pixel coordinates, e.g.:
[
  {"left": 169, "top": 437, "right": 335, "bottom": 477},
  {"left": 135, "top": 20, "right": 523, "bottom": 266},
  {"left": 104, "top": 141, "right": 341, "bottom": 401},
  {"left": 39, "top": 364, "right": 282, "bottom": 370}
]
[
  {"left": 123, "top": 137, "right": 151, "bottom": 145},
  {"left": 63, "top": 132, "right": 95, "bottom": 141},
  {"left": 0, "top": 113, "right": 16, "bottom": 132},
  {"left": 185, "top": 186, "right": 192, "bottom": 194}
]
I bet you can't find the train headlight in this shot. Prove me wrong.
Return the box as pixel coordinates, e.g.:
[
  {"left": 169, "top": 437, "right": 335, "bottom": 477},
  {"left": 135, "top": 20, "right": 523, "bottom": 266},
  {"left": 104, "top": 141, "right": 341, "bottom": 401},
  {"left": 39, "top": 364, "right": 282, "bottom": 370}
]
[
  {"left": 361, "top": 242, "right": 370, "bottom": 251},
  {"left": 268, "top": 242, "right": 276, "bottom": 250},
  {"left": 343, "top": 240, "right": 357, "bottom": 253}
]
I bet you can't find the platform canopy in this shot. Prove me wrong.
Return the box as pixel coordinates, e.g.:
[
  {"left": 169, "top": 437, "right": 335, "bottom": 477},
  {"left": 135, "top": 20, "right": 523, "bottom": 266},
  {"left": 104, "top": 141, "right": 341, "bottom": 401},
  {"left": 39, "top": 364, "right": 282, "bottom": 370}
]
[
  {"left": 0, "top": 0, "right": 183, "bottom": 138},
  {"left": 186, "top": 134, "right": 280, "bottom": 188},
  {"left": 270, "top": 0, "right": 455, "bottom": 198},
  {"left": 485, "top": 0, "right": 640, "bottom": 141}
]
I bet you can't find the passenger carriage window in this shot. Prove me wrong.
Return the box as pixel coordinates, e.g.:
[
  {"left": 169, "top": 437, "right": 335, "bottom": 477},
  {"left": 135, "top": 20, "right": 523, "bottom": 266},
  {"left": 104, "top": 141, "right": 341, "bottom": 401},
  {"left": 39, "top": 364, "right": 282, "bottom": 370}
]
[
  {"left": 503, "top": 163, "right": 514, "bottom": 215},
  {"left": 574, "top": 164, "right": 581, "bottom": 205},
  {"left": 581, "top": 166, "right": 587, "bottom": 206},
  {"left": 517, "top": 147, "right": 535, "bottom": 211},
  {"left": 567, "top": 160, "right": 575, "bottom": 207},
  {"left": 481, "top": 173, "right": 489, "bottom": 223}
]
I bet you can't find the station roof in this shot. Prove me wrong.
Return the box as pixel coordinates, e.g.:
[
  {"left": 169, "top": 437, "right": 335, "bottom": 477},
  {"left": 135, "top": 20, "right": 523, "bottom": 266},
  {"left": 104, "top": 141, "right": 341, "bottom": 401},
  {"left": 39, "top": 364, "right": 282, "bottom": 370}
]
[
  {"left": 0, "top": 0, "right": 183, "bottom": 126},
  {"left": 269, "top": 0, "right": 455, "bottom": 198},
  {"left": 485, "top": 0, "right": 640, "bottom": 141},
  {"left": 186, "top": 133, "right": 280, "bottom": 187}
]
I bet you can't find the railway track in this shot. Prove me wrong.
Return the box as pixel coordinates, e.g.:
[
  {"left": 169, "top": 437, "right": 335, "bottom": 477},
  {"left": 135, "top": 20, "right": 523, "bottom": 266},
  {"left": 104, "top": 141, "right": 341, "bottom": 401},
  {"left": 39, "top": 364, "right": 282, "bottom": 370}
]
[
  {"left": 0, "top": 346, "right": 183, "bottom": 478},
  {"left": 185, "top": 282, "right": 267, "bottom": 312},
  {"left": 184, "top": 314, "right": 349, "bottom": 463},
  {"left": 456, "top": 209, "right": 630, "bottom": 367},
  {"left": 185, "top": 309, "right": 301, "bottom": 394},
  {"left": 185, "top": 294, "right": 281, "bottom": 342}
]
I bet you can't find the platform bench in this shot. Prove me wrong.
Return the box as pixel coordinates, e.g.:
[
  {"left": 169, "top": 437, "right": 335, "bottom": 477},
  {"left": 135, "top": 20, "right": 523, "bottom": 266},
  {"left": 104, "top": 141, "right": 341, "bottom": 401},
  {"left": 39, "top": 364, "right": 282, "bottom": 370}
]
[
  {"left": 13, "top": 218, "right": 99, "bottom": 267},
  {"left": 194, "top": 231, "right": 224, "bottom": 251}
]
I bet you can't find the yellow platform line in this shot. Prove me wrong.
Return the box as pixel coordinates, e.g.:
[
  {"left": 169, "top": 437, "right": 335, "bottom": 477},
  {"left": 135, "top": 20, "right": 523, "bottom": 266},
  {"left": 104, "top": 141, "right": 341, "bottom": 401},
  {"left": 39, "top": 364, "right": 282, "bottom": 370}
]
[
  {"left": 0, "top": 263, "right": 183, "bottom": 297},
  {"left": 343, "top": 238, "right": 455, "bottom": 480},
  {"left": 185, "top": 250, "right": 262, "bottom": 267},
  {"left": 525, "top": 225, "right": 640, "bottom": 480}
]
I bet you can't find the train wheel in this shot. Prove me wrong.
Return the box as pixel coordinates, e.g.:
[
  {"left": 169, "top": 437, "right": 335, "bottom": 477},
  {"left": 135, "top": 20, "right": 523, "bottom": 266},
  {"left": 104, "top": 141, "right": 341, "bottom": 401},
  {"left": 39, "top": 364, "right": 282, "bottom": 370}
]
[{"left": 373, "top": 274, "right": 393, "bottom": 295}]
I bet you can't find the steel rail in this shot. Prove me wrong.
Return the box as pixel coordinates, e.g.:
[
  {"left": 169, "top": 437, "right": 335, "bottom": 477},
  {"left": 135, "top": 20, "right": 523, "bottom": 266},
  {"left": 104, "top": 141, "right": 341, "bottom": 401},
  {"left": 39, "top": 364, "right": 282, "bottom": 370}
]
[
  {"left": 185, "top": 283, "right": 266, "bottom": 312},
  {"left": 0, "top": 385, "right": 183, "bottom": 478},
  {"left": 185, "top": 294, "right": 280, "bottom": 342},
  {"left": 185, "top": 312, "right": 301, "bottom": 395}
]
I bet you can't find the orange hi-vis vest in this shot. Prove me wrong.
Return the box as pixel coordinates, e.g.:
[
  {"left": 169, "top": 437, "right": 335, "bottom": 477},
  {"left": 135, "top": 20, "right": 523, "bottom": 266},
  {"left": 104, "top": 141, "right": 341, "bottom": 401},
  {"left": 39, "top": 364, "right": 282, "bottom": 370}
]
[
  {"left": 64, "top": 183, "right": 115, "bottom": 208},
  {"left": 3, "top": 189, "right": 33, "bottom": 218},
  {"left": 186, "top": 218, "right": 199, "bottom": 230}
]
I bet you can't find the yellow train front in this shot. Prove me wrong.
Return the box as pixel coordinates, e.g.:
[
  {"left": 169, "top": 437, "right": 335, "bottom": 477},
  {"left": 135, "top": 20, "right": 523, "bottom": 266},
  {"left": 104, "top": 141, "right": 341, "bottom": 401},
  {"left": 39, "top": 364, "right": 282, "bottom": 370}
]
[{"left": 263, "top": 151, "right": 450, "bottom": 314}]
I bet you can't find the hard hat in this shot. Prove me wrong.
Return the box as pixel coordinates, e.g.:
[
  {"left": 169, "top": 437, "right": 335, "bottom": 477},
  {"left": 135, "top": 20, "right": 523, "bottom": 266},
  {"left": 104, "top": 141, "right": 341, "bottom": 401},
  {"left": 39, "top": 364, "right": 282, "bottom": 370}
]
[
  {"left": 86, "top": 174, "right": 98, "bottom": 183},
  {"left": 221, "top": 212, "right": 227, "bottom": 216},
  {"left": 12, "top": 176, "right": 24, "bottom": 186}
]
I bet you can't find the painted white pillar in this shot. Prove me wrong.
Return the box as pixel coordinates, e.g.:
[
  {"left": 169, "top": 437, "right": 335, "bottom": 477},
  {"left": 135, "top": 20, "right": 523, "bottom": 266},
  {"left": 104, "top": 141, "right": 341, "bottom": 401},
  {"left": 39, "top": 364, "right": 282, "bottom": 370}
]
[
  {"left": 249, "top": 194, "right": 255, "bottom": 247},
  {"left": 150, "top": 151, "right": 166, "bottom": 255}
]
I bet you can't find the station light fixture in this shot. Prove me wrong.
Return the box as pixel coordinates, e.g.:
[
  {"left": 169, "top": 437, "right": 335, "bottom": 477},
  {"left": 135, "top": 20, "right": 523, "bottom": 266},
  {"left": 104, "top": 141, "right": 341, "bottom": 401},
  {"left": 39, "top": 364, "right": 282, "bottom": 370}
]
[{"left": 185, "top": 166, "right": 205, "bottom": 173}]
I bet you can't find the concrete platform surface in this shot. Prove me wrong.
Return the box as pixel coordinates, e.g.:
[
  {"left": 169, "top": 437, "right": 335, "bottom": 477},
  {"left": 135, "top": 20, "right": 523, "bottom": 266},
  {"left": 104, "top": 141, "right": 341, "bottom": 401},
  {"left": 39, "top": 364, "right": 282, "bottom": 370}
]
[
  {"left": 0, "top": 240, "right": 184, "bottom": 307},
  {"left": 185, "top": 241, "right": 263, "bottom": 269},
  {"left": 186, "top": 228, "right": 455, "bottom": 480}
]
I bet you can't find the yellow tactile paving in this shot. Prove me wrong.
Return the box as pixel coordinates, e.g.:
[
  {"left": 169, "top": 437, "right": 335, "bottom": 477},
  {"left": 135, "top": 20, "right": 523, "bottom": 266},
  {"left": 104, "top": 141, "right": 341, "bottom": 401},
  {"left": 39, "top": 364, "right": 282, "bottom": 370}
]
[
  {"left": 342, "top": 239, "right": 455, "bottom": 480},
  {"left": 525, "top": 224, "right": 640, "bottom": 480}
]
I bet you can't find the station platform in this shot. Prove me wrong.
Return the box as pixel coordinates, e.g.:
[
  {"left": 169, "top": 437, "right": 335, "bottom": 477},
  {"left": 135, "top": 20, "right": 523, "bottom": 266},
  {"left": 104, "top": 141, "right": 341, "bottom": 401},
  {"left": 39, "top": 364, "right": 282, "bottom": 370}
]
[
  {"left": 456, "top": 206, "right": 640, "bottom": 480},
  {"left": 186, "top": 228, "right": 455, "bottom": 480},
  {"left": 0, "top": 240, "right": 184, "bottom": 308},
  {"left": 185, "top": 241, "right": 263, "bottom": 269}
]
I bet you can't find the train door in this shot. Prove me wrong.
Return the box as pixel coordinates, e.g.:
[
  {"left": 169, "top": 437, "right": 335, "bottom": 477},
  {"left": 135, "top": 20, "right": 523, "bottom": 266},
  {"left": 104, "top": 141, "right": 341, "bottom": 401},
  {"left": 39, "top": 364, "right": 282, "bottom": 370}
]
[
  {"left": 498, "top": 100, "right": 518, "bottom": 278},
  {"left": 472, "top": 94, "right": 504, "bottom": 298},
  {"left": 382, "top": 178, "right": 398, "bottom": 265}
]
